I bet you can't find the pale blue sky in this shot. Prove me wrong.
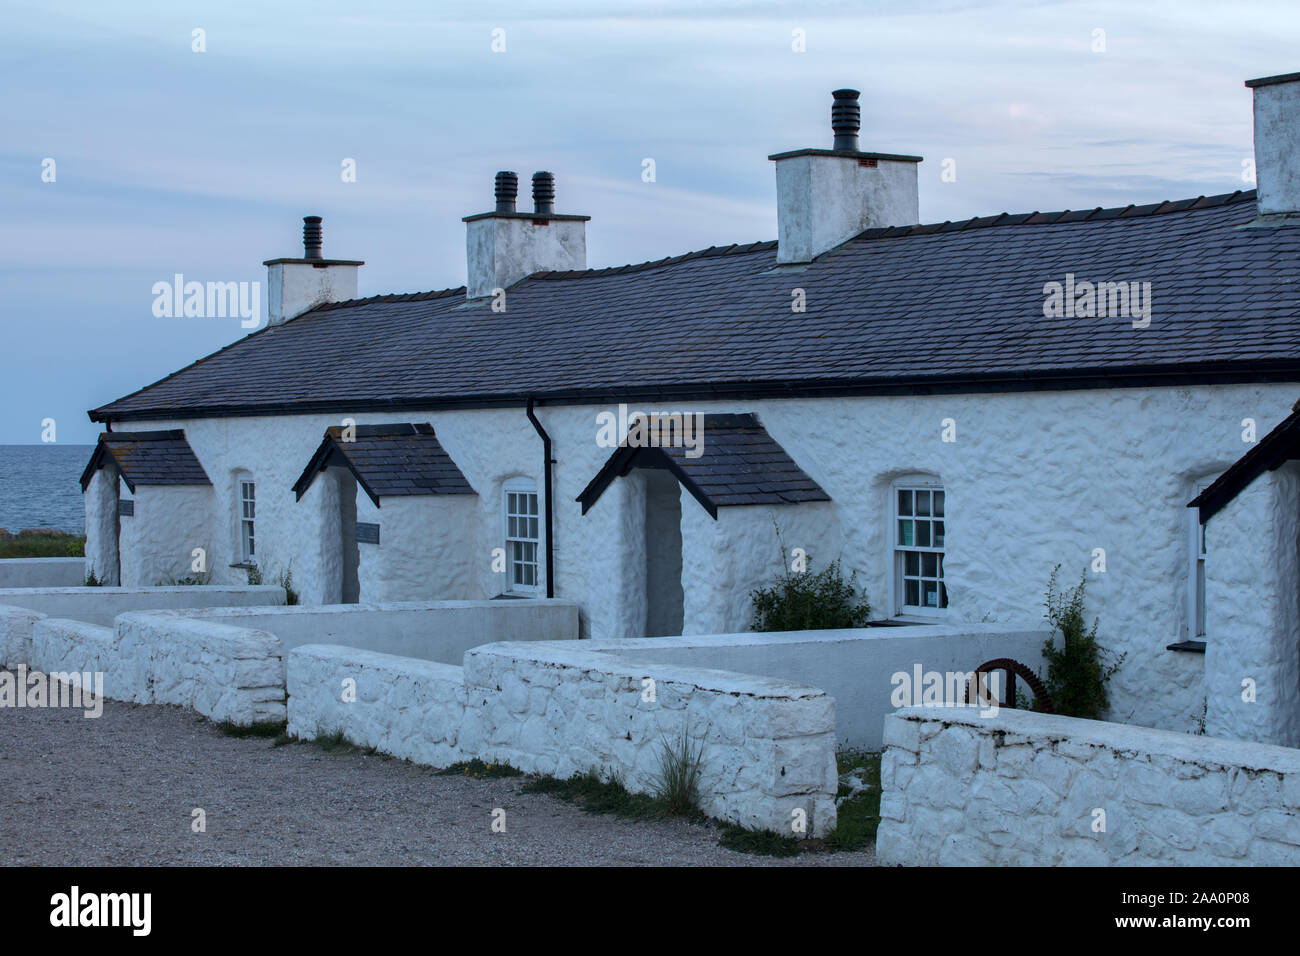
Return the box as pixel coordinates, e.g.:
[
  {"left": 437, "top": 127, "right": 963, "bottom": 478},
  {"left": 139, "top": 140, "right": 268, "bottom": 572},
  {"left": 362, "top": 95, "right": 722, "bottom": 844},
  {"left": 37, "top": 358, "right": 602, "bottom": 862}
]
[{"left": 2, "top": 0, "right": 1296, "bottom": 442}]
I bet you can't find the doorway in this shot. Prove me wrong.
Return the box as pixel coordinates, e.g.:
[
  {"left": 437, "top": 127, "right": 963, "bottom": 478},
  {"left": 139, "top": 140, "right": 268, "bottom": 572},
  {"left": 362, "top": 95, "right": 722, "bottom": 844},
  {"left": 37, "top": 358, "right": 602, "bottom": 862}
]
[{"left": 642, "top": 468, "right": 684, "bottom": 636}]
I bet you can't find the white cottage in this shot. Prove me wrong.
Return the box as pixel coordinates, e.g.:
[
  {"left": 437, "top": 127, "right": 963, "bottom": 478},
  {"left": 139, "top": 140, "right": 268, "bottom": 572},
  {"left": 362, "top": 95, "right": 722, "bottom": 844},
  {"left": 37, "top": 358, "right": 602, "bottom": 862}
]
[{"left": 81, "top": 77, "right": 1300, "bottom": 746}]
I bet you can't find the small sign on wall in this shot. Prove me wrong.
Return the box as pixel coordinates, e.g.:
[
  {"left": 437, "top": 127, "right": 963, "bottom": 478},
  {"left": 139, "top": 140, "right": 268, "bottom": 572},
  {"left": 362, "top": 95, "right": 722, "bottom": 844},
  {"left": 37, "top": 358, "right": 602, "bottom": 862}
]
[
  {"left": 118, "top": 499, "right": 134, "bottom": 517},
  {"left": 355, "top": 521, "right": 380, "bottom": 545}
]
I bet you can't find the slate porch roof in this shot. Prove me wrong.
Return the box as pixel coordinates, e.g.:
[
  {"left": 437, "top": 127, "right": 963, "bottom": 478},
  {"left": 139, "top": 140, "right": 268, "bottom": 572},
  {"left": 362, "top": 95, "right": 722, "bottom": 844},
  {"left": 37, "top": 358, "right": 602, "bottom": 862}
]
[
  {"left": 576, "top": 413, "right": 830, "bottom": 519},
  {"left": 1189, "top": 399, "right": 1300, "bottom": 522},
  {"left": 91, "top": 190, "right": 1300, "bottom": 424},
  {"left": 79, "top": 430, "right": 210, "bottom": 492},
  {"left": 292, "top": 423, "right": 475, "bottom": 507}
]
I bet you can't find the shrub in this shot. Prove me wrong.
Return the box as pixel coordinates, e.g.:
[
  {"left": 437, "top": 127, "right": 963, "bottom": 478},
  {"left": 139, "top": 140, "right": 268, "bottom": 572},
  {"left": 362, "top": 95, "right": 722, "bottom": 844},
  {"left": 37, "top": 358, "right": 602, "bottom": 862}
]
[
  {"left": 84, "top": 569, "right": 103, "bottom": 587},
  {"left": 1041, "top": 565, "right": 1125, "bottom": 720},
  {"left": 751, "top": 555, "right": 870, "bottom": 631}
]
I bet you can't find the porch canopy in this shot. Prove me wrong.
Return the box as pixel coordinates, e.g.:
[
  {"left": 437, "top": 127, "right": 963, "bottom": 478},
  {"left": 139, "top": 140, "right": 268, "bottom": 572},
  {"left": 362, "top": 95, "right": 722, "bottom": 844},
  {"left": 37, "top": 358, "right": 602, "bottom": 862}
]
[
  {"left": 79, "top": 429, "right": 211, "bottom": 492},
  {"left": 1190, "top": 399, "right": 1300, "bottom": 523},
  {"left": 292, "top": 422, "right": 475, "bottom": 507},
  {"left": 576, "top": 412, "right": 829, "bottom": 519}
]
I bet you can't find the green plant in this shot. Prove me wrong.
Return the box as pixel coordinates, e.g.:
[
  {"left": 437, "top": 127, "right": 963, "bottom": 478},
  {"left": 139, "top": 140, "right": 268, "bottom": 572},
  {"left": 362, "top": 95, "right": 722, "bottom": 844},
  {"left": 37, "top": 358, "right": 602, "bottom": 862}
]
[
  {"left": 1041, "top": 566, "right": 1125, "bottom": 720},
  {"left": 825, "top": 750, "right": 881, "bottom": 851},
  {"left": 436, "top": 759, "right": 522, "bottom": 778},
  {"left": 277, "top": 564, "right": 299, "bottom": 605},
  {"left": 0, "top": 530, "right": 85, "bottom": 559},
  {"left": 652, "top": 727, "right": 705, "bottom": 816},
  {"left": 84, "top": 568, "right": 103, "bottom": 587},
  {"left": 718, "top": 823, "right": 801, "bottom": 857},
  {"left": 751, "top": 555, "right": 871, "bottom": 631},
  {"left": 215, "top": 719, "right": 287, "bottom": 738},
  {"left": 245, "top": 564, "right": 263, "bottom": 586},
  {"left": 521, "top": 771, "right": 668, "bottom": 820}
]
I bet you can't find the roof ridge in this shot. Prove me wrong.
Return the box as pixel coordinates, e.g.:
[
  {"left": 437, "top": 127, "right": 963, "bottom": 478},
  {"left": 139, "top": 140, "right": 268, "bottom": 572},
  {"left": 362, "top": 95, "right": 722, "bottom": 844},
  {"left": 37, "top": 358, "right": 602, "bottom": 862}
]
[
  {"left": 307, "top": 285, "right": 466, "bottom": 314},
  {"left": 528, "top": 239, "right": 780, "bottom": 281},
  {"left": 852, "top": 189, "right": 1255, "bottom": 243}
]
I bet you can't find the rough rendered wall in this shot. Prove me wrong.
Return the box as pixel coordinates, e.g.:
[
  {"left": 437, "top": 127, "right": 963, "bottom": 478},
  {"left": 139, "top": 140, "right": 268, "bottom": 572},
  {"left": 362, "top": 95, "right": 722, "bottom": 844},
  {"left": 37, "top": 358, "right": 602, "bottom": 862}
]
[
  {"left": 83, "top": 466, "right": 119, "bottom": 585},
  {"left": 876, "top": 706, "right": 1300, "bottom": 866},
  {"left": 117, "top": 382, "right": 1296, "bottom": 732},
  {"left": 117, "top": 485, "right": 214, "bottom": 587},
  {"left": 1205, "top": 462, "right": 1300, "bottom": 747},
  {"left": 355, "top": 494, "right": 477, "bottom": 603}
]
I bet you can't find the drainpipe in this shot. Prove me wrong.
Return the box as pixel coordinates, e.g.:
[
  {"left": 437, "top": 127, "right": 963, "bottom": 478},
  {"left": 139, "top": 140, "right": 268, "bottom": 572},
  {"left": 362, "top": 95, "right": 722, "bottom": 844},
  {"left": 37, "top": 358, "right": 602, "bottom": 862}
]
[{"left": 525, "top": 398, "right": 556, "bottom": 598}]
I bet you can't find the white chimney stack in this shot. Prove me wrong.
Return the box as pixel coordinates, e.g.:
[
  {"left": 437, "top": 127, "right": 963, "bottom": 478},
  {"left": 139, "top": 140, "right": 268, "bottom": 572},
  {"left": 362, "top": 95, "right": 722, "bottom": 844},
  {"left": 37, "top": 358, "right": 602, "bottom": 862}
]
[
  {"left": 1246, "top": 71, "right": 1300, "bottom": 219},
  {"left": 770, "top": 89, "right": 922, "bottom": 263},
  {"left": 263, "top": 216, "right": 363, "bottom": 327},
  {"left": 463, "top": 171, "right": 589, "bottom": 299}
]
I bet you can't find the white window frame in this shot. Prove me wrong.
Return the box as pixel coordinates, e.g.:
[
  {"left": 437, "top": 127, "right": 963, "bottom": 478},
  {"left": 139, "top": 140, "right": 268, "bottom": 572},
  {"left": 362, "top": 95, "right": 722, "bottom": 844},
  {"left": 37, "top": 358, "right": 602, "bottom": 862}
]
[
  {"left": 1187, "top": 477, "right": 1212, "bottom": 641},
  {"left": 890, "top": 474, "right": 947, "bottom": 618},
  {"left": 502, "top": 478, "right": 540, "bottom": 593},
  {"left": 238, "top": 476, "right": 256, "bottom": 565}
]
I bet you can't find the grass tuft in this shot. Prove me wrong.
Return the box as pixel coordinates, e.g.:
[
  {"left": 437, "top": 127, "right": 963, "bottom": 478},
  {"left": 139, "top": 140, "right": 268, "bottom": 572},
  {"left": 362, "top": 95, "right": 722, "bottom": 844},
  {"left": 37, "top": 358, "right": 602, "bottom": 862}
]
[
  {"left": 436, "top": 759, "right": 522, "bottom": 779},
  {"left": 718, "top": 823, "right": 802, "bottom": 857},
  {"left": 521, "top": 772, "right": 669, "bottom": 820},
  {"left": 216, "top": 719, "right": 287, "bottom": 739}
]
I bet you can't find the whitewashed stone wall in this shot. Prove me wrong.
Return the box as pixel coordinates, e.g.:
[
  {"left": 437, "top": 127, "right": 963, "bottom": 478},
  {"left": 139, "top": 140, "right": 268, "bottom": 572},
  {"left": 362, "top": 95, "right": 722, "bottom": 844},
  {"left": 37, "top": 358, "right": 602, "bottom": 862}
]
[
  {"left": 287, "top": 644, "right": 465, "bottom": 766},
  {"left": 877, "top": 706, "right": 1300, "bottom": 866},
  {"left": 0, "top": 605, "right": 47, "bottom": 669},
  {"left": 31, "top": 618, "right": 118, "bottom": 692},
  {"left": 1204, "top": 462, "right": 1300, "bottom": 747},
  {"left": 106, "top": 381, "right": 1296, "bottom": 733},
  {"left": 354, "top": 494, "right": 478, "bottom": 602},
  {"left": 461, "top": 641, "right": 839, "bottom": 836}
]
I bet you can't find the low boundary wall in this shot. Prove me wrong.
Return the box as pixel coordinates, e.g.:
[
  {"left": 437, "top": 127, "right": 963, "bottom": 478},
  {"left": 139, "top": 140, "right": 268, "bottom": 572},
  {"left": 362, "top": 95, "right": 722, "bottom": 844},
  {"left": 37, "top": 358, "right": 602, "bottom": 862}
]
[
  {"left": 571, "top": 624, "right": 1048, "bottom": 749},
  {"left": 286, "top": 638, "right": 840, "bottom": 837},
  {"left": 876, "top": 706, "right": 1300, "bottom": 865},
  {"left": 0, "top": 557, "right": 86, "bottom": 589}
]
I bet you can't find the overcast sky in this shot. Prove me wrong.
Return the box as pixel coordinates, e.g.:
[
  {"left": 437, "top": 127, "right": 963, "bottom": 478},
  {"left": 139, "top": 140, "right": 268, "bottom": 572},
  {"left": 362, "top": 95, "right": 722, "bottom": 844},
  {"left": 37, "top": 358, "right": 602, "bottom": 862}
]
[{"left": 2, "top": 0, "right": 1297, "bottom": 443}]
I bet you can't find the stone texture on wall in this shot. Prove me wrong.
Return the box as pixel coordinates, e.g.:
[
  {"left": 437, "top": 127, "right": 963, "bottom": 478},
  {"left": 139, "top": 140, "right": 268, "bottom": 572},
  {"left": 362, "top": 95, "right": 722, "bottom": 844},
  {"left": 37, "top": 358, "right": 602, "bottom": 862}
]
[
  {"left": 461, "top": 641, "right": 839, "bottom": 836},
  {"left": 1205, "top": 462, "right": 1300, "bottom": 747},
  {"left": 286, "top": 644, "right": 465, "bottom": 767},
  {"left": 877, "top": 706, "right": 1300, "bottom": 866},
  {"left": 30, "top": 618, "right": 115, "bottom": 686},
  {"left": 0, "top": 604, "right": 46, "bottom": 669}
]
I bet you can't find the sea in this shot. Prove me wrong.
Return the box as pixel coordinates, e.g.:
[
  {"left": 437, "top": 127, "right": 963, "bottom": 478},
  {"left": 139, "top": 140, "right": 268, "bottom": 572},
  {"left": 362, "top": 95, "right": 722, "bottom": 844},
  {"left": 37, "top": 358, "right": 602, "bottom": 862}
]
[{"left": 0, "top": 445, "right": 95, "bottom": 534}]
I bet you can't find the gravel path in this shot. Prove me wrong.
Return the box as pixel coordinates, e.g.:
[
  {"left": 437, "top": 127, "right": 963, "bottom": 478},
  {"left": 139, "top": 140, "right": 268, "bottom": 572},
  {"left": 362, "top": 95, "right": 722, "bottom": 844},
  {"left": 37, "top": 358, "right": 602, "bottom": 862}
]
[{"left": 0, "top": 697, "right": 875, "bottom": 867}]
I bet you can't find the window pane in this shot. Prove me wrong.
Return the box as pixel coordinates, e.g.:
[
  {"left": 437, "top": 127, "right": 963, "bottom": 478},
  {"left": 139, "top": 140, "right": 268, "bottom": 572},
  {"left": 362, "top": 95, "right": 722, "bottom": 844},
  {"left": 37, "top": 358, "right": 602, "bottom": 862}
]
[
  {"left": 922, "top": 581, "right": 939, "bottom": 607},
  {"left": 905, "top": 579, "right": 919, "bottom": 607},
  {"left": 898, "top": 520, "right": 913, "bottom": 546},
  {"left": 528, "top": 517, "right": 538, "bottom": 539},
  {"left": 934, "top": 521, "right": 945, "bottom": 547},
  {"left": 916, "top": 491, "right": 930, "bottom": 517},
  {"left": 915, "top": 521, "right": 930, "bottom": 547},
  {"left": 904, "top": 551, "right": 919, "bottom": 576},
  {"left": 922, "top": 552, "right": 937, "bottom": 577},
  {"left": 897, "top": 489, "right": 912, "bottom": 516},
  {"left": 933, "top": 490, "right": 944, "bottom": 517},
  {"left": 939, "top": 582, "right": 948, "bottom": 608},
  {"left": 529, "top": 495, "right": 538, "bottom": 516}
]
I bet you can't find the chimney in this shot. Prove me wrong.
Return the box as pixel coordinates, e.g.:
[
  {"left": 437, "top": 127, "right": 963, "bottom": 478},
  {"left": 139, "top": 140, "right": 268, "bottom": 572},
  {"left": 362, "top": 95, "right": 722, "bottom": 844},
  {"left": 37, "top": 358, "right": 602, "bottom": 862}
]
[
  {"left": 1246, "top": 71, "right": 1300, "bottom": 219},
  {"left": 263, "top": 216, "right": 364, "bottom": 327},
  {"left": 769, "top": 89, "right": 922, "bottom": 263},
  {"left": 463, "top": 170, "right": 589, "bottom": 299}
]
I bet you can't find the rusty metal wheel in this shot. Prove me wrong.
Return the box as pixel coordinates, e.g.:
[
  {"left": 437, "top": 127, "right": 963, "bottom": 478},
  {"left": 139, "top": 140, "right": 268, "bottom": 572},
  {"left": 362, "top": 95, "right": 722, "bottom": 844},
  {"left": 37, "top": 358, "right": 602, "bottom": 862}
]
[{"left": 963, "top": 657, "right": 1054, "bottom": 713}]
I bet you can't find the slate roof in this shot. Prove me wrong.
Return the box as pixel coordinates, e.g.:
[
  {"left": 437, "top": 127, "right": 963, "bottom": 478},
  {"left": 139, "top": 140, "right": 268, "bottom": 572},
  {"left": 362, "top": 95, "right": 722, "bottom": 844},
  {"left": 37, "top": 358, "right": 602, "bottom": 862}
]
[
  {"left": 291, "top": 423, "right": 475, "bottom": 507},
  {"left": 1189, "top": 399, "right": 1300, "bottom": 522},
  {"left": 78, "top": 430, "right": 211, "bottom": 492},
  {"left": 576, "top": 413, "right": 830, "bottom": 518},
  {"left": 91, "top": 189, "right": 1300, "bottom": 424}
]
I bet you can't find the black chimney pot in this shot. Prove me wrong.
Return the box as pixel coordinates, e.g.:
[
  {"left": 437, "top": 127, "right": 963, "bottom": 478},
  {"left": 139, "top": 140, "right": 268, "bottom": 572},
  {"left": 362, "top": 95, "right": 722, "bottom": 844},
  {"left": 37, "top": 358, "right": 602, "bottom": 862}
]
[
  {"left": 831, "top": 89, "right": 861, "bottom": 152},
  {"left": 532, "top": 171, "right": 555, "bottom": 216},
  {"left": 303, "top": 216, "right": 323, "bottom": 259},
  {"left": 495, "top": 171, "right": 519, "bottom": 213}
]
